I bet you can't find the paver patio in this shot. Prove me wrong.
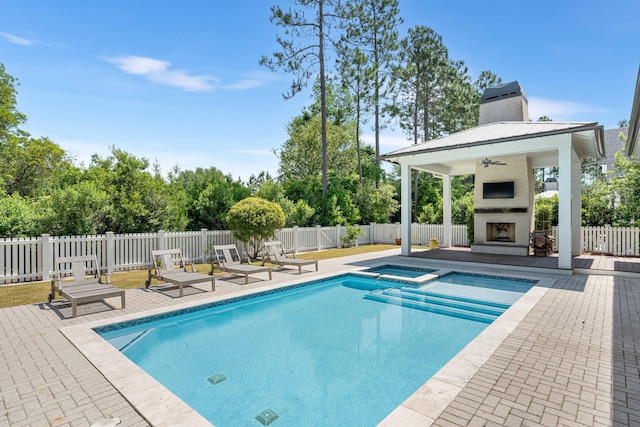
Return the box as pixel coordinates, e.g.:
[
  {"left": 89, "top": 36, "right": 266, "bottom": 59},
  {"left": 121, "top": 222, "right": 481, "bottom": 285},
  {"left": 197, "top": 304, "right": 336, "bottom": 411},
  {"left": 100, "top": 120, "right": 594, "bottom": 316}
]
[{"left": 1, "top": 249, "right": 639, "bottom": 426}]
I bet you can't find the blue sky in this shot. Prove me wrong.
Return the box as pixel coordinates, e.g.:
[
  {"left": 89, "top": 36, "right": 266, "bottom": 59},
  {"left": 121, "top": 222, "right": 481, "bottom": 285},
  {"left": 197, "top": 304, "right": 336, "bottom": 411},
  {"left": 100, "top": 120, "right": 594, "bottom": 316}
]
[{"left": 2, "top": 0, "right": 638, "bottom": 180}]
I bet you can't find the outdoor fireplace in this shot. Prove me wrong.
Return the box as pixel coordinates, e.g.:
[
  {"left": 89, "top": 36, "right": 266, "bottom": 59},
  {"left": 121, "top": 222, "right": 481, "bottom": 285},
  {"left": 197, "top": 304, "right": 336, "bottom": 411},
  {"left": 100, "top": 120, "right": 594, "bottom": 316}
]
[
  {"left": 471, "top": 154, "right": 535, "bottom": 256},
  {"left": 469, "top": 81, "right": 535, "bottom": 256},
  {"left": 486, "top": 222, "right": 515, "bottom": 242}
]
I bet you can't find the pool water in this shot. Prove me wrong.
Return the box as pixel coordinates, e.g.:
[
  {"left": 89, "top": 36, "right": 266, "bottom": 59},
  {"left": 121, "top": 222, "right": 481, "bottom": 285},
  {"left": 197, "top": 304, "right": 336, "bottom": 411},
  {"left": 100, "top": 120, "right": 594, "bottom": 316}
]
[
  {"left": 364, "top": 264, "right": 436, "bottom": 278},
  {"left": 97, "top": 273, "right": 534, "bottom": 426},
  {"left": 423, "top": 273, "right": 535, "bottom": 305}
]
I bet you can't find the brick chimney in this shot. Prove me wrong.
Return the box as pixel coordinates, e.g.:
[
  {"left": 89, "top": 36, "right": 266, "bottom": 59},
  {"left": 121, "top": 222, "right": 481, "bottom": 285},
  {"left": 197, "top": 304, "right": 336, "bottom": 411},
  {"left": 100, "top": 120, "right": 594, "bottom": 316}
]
[{"left": 478, "top": 81, "right": 529, "bottom": 125}]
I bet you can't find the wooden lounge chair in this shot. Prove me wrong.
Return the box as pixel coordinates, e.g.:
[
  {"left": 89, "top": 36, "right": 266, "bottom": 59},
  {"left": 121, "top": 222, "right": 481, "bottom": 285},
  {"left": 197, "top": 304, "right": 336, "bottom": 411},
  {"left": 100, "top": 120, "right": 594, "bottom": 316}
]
[
  {"left": 211, "top": 244, "right": 272, "bottom": 284},
  {"left": 146, "top": 249, "right": 215, "bottom": 297},
  {"left": 49, "top": 255, "right": 125, "bottom": 318},
  {"left": 263, "top": 241, "right": 318, "bottom": 274}
]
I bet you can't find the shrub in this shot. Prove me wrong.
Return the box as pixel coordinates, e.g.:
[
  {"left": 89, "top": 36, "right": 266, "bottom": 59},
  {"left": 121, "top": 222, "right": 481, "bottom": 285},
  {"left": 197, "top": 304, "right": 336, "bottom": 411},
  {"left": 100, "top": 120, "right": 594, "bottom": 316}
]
[
  {"left": 340, "top": 224, "right": 364, "bottom": 247},
  {"left": 227, "top": 197, "right": 285, "bottom": 258}
]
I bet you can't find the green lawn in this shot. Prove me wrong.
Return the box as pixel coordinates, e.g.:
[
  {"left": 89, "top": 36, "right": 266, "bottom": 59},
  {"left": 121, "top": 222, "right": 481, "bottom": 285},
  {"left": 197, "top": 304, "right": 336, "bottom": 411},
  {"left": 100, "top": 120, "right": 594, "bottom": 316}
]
[{"left": 0, "top": 244, "right": 403, "bottom": 309}]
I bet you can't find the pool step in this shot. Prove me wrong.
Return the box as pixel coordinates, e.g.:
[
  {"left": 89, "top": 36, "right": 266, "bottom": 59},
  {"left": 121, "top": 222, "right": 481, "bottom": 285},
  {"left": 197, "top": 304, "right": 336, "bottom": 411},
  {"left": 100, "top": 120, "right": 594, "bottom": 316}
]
[
  {"left": 364, "top": 289, "right": 504, "bottom": 323},
  {"left": 385, "top": 288, "right": 508, "bottom": 316},
  {"left": 400, "top": 287, "right": 511, "bottom": 310}
]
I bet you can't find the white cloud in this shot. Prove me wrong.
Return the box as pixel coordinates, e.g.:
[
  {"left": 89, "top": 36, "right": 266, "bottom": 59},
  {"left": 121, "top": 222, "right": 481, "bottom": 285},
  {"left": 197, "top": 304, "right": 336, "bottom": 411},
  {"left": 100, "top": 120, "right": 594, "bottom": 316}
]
[
  {"left": 104, "top": 55, "right": 219, "bottom": 92},
  {"left": 104, "top": 55, "right": 279, "bottom": 93},
  {"left": 363, "top": 132, "right": 411, "bottom": 151},
  {"left": 222, "top": 71, "right": 280, "bottom": 91},
  {"left": 528, "top": 97, "right": 607, "bottom": 122},
  {"left": 1, "top": 32, "right": 33, "bottom": 46}
]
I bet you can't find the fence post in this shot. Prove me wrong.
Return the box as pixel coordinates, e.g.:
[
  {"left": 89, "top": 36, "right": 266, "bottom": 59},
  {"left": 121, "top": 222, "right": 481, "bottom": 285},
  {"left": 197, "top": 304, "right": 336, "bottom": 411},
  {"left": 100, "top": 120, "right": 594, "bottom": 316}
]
[
  {"left": 41, "top": 234, "right": 52, "bottom": 280},
  {"left": 293, "top": 226, "right": 299, "bottom": 253},
  {"left": 106, "top": 232, "right": 115, "bottom": 274},
  {"left": 316, "top": 225, "right": 322, "bottom": 252},
  {"left": 157, "top": 230, "right": 165, "bottom": 250},
  {"left": 336, "top": 224, "right": 342, "bottom": 248},
  {"left": 370, "top": 222, "right": 376, "bottom": 244},
  {"left": 201, "top": 228, "right": 208, "bottom": 263}
]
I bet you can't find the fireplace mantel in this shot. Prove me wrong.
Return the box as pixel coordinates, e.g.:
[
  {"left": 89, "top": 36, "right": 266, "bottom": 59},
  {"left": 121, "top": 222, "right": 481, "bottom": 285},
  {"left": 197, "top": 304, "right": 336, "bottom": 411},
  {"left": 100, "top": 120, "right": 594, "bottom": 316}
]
[{"left": 474, "top": 207, "right": 528, "bottom": 214}]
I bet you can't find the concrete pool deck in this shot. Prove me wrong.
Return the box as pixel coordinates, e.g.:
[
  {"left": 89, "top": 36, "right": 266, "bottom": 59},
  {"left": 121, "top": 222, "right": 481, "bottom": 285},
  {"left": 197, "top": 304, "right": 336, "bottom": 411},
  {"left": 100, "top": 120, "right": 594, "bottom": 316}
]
[{"left": 1, "top": 249, "right": 639, "bottom": 426}]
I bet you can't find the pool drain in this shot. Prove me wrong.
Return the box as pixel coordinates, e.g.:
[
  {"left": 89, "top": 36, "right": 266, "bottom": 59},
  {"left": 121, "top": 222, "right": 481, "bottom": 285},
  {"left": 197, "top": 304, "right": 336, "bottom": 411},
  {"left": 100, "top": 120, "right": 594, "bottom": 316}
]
[
  {"left": 255, "top": 408, "right": 279, "bottom": 425},
  {"left": 207, "top": 373, "right": 227, "bottom": 385}
]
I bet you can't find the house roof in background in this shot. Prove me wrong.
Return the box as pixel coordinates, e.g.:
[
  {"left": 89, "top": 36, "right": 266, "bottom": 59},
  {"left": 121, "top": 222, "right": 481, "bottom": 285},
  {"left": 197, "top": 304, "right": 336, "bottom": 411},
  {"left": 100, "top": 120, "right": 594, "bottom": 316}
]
[{"left": 602, "top": 127, "right": 628, "bottom": 168}]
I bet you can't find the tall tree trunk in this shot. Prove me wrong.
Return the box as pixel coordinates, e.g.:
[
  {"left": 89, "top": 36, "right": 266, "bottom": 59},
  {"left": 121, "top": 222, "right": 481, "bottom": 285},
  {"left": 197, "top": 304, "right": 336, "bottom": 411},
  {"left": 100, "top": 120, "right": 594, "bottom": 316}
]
[
  {"left": 412, "top": 83, "right": 419, "bottom": 222},
  {"left": 374, "top": 27, "right": 380, "bottom": 174},
  {"left": 319, "top": 0, "right": 328, "bottom": 197},
  {"left": 374, "top": 89, "right": 380, "bottom": 170},
  {"left": 356, "top": 101, "right": 362, "bottom": 183}
]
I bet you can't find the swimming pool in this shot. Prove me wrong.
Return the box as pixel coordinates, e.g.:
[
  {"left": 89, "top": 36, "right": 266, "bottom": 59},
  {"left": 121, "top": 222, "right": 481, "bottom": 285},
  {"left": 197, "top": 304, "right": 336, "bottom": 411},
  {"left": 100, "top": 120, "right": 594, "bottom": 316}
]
[{"left": 96, "top": 272, "right": 535, "bottom": 426}]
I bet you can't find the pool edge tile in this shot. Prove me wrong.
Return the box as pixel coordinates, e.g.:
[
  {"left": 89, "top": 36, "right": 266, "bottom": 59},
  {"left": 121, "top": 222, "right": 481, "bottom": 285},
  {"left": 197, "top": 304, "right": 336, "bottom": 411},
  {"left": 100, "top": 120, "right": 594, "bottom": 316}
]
[
  {"left": 377, "top": 404, "right": 436, "bottom": 426},
  {"left": 380, "top": 280, "right": 552, "bottom": 426}
]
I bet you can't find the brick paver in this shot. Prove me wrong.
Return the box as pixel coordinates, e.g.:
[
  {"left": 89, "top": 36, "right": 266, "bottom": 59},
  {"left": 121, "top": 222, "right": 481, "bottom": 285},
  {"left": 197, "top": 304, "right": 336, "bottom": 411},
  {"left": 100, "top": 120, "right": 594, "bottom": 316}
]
[
  {"left": 1, "top": 249, "right": 639, "bottom": 426},
  {"left": 433, "top": 273, "right": 640, "bottom": 426}
]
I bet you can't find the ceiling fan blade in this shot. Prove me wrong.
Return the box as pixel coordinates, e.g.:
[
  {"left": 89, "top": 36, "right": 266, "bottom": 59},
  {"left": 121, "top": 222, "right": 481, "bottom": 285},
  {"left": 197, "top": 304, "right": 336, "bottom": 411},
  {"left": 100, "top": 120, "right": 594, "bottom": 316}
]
[{"left": 481, "top": 158, "right": 507, "bottom": 167}]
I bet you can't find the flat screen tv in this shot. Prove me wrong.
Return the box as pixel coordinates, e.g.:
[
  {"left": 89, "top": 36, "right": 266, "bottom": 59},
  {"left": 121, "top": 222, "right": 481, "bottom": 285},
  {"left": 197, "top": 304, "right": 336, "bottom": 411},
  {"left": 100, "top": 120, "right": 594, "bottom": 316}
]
[{"left": 483, "top": 181, "right": 514, "bottom": 199}]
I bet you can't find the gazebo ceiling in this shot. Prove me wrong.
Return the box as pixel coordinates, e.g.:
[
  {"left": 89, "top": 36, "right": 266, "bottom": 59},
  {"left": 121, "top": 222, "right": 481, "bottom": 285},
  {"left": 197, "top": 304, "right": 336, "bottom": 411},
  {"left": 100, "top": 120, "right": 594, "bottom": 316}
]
[{"left": 380, "top": 121, "right": 605, "bottom": 177}]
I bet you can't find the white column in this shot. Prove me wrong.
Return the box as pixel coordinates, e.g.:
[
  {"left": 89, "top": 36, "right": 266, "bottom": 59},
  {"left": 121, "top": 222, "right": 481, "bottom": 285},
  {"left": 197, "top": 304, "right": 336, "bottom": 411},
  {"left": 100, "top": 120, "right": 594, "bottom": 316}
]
[
  {"left": 442, "top": 174, "right": 452, "bottom": 248},
  {"left": 557, "top": 142, "right": 572, "bottom": 269},
  {"left": 571, "top": 149, "right": 582, "bottom": 256},
  {"left": 401, "top": 163, "right": 412, "bottom": 255}
]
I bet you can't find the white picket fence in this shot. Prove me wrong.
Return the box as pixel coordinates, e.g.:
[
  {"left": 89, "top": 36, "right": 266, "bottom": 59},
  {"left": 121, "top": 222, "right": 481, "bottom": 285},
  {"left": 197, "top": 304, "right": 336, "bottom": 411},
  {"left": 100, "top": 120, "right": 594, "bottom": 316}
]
[{"left": 0, "top": 224, "right": 637, "bottom": 285}]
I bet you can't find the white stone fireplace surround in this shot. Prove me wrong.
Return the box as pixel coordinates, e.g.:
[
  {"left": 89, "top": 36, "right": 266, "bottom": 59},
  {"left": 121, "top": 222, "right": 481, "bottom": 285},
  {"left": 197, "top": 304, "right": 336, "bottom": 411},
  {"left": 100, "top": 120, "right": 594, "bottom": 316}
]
[{"left": 471, "top": 155, "right": 534, "bottom": 256}]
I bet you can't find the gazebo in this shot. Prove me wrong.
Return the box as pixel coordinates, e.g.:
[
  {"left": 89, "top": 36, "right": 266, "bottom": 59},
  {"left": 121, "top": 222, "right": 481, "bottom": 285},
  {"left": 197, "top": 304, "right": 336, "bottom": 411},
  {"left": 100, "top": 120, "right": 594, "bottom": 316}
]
[{"left": 380, "top": 82, "right": 604, "bottom": 270}]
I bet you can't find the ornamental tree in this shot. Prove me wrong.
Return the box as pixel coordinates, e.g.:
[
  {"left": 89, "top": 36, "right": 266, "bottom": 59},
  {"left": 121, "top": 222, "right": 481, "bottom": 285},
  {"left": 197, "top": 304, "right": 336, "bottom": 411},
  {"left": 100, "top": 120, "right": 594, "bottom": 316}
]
[{"left": 227, "top": 197, "right": 285, "bottom": 258}]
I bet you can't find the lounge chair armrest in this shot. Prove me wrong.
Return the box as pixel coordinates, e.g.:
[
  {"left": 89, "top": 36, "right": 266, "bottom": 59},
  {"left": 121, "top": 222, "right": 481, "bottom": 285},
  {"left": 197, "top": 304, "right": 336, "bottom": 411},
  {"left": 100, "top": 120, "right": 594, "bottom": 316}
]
[
  {"left": 99, "top": 272, "right": 112, "bottom": 284},
  {"left": 184, "top": 261, "right": 196, "bottom": 272},
  {"left": 209, "top": 260, "right": 221, "bottom": 274},
  {"left": 97, "top": 266, "right": 112, "bottom": 283}
]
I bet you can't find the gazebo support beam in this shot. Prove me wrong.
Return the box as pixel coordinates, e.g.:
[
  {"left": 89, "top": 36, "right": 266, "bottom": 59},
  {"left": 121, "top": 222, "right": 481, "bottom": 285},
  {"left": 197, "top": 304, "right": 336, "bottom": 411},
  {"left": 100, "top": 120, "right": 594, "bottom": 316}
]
[
  {"left": 442, "top": 174, "right": 452, "bottom": 248},
  {"left": 558, "top": 141, "right": 573, "bottom": 269},
  {"left": 571, "top": 148, "right": 582, "bottom": 255},
  {"left": 400, "top": 163, "right": 412, "bottom": 255}
]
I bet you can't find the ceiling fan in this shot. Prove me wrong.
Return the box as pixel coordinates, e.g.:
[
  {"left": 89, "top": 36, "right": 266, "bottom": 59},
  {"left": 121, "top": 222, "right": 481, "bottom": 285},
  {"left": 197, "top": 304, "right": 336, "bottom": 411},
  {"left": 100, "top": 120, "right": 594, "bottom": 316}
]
[{"left": 481, "top": 158, "right": 507, "bottom": 168}]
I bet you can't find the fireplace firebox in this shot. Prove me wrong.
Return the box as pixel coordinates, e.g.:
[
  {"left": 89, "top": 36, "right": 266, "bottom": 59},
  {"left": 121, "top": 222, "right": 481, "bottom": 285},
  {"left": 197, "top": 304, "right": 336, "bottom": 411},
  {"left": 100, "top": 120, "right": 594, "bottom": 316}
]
[{"left": 486, "top": 222, "right": 516, "bottom": 243}]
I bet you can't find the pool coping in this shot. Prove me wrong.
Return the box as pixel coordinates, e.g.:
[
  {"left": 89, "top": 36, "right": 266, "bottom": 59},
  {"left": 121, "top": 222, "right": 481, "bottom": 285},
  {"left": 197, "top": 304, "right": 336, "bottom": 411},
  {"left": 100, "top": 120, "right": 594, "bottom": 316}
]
[{"left": 61, "top": 268, "right": 554, "bottom": 427}]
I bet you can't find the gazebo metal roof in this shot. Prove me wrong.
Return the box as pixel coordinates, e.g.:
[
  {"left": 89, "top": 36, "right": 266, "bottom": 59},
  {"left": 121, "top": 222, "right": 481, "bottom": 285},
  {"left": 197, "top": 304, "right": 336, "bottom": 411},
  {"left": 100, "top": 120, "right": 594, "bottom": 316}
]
[{"left": 380, "top": 121, "right": 604, "bottom": 176}]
